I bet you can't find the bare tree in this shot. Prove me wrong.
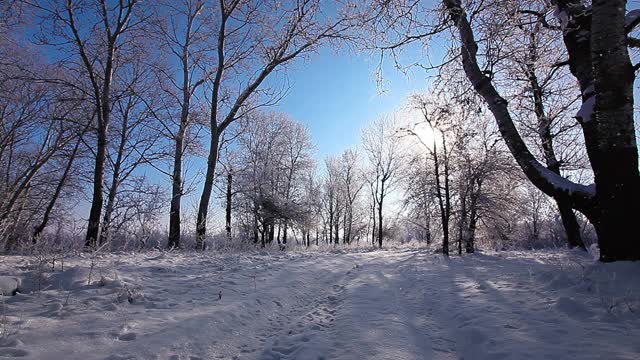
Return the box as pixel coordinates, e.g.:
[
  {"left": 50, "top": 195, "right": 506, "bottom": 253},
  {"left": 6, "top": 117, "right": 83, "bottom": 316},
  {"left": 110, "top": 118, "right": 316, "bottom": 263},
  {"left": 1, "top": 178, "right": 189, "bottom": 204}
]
[
  {"left": 32, "top": 121, "right": 92, "bottom": 243},
  {"left": 0, "top": 72, "right": 80, "bottom": 249},
  {"left": 441, "top": 0, "right": 639, "bottom": 261},
  {"left": 29, "top": 0, "right": 147, "bottom": 248},
  {"left": 364, "top": 0, "right": 639, "bottom": 260},
  {"left": 407, "top": 95, "right": 455, "bottom": 255},
  {"left": 486, "top": 1, "right": 587, "bottom": 250},
  {"left": 402, "top": 153, "right": 436, "bottom": 245},
  {"left": 230, "top": 112, "right": 313, "bottom": 247},
  {"left": 153, "top": 0, "right": 211, "bottom": 249},
  {"left": 340, "top": 149, "right": 365, "bottom": 244},
  {"left": 323, "top": 156, "right": 343, "bottom": 246},
  {"left": 362, "top": 117, "right": 402, "bottom": 248},
  {"left": 194, "top": 0, "right": 357, "bottom": 250},
  {"left": 99, "top": 60, "right": 165, "bottom": 247}
]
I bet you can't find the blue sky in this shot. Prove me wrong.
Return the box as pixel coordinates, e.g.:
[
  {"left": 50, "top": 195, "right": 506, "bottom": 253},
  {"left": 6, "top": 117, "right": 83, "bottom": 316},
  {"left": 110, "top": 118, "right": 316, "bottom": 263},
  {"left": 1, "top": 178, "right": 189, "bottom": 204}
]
[{"left": 273, "top": 46, "right": 428, "bottom": 159}]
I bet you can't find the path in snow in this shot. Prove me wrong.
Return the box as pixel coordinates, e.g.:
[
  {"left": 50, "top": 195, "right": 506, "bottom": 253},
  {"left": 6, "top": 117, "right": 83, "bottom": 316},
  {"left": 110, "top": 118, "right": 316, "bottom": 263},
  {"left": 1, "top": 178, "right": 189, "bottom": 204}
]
[
  {"left": 259, "top": 250, "right": 640, "bottom": 360},
  {"left": 0, "top": 249, "right": 639, "bottom": 359}
]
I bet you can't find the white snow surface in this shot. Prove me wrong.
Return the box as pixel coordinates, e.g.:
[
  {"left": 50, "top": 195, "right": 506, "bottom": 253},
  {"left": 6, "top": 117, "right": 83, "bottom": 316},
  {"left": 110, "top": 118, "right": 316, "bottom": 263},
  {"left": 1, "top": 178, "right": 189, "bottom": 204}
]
[
  {"left": 0, "top": 277, "right": 20, "bottom": 296},
  {"left": 1, "top": 248, "right": 639, "bottom": 359}
]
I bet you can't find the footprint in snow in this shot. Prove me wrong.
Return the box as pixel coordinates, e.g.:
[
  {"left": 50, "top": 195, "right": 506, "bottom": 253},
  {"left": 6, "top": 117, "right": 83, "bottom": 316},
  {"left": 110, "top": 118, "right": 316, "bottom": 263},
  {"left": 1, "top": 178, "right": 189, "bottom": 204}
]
[{"left": 117, "top": 332, "right": 137, "bottom": 341}]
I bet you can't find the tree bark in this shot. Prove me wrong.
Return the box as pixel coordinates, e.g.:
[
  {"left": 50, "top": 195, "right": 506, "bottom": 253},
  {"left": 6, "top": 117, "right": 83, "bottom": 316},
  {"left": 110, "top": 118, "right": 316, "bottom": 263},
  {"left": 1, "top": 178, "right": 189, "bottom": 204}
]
[
  {"left": 268, "top": 222, "right": 275, "bottom": 244},
  {"left": 3, "top": 183, "right": 30, "bottom": 252},
  {"left": 458, "top": 182, "right": 465, "bottom": 255},
  {"left": 465, "top": 179, "right": 481, "bottom": 253},
  {"left": 589, "top": 0, "right": 640, "bottom": 261},
  {"left": 100, "top": 102, "right": 131, "bottom": 246},
  {"left": 225, "top": 172, "right": 232, "bottom": 239},
  {"left": 85, "top": 122, "right": 107, "bottom": 248},
  {"left": 432, "top": 140, "right": 449, "bottom": 256},
  {"left": 377, "top": 201, "right": 383, "bottom": 248},
  {"left": 195, "top": 132, "right": 219, "bottom": 250},
  {"left": 334, "top": 210, "right": 340, "bottom": 246},
  {"left": 282, "top": 223, "right": 288, "bottom": 245},
  {"left": 168, "top": 126, "right": 185, "bottom": 249},
  {"left": 377, "top": 180, "right": 385, "bottom": 248}
]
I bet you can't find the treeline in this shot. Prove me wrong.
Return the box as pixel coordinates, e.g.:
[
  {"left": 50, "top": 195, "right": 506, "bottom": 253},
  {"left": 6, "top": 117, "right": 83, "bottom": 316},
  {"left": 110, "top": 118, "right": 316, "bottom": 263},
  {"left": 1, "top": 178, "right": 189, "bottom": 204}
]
[{"left": 0, "top": 0, "right": 638, "bottom": 261}]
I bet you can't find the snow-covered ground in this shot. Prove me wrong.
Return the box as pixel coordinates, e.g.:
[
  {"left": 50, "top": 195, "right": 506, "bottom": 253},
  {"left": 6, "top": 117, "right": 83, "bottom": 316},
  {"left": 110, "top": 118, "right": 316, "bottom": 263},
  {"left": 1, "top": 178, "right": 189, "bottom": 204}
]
[{"left": 0, "top": 248, "right": 639, "bottom": 359}]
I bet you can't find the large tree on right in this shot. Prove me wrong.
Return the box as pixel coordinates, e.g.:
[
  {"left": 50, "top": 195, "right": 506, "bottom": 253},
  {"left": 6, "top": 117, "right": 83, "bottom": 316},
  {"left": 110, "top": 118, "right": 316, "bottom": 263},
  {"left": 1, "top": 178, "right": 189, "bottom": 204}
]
[{"left": 442, "top": 0, "right": 639, "bottom": 261}]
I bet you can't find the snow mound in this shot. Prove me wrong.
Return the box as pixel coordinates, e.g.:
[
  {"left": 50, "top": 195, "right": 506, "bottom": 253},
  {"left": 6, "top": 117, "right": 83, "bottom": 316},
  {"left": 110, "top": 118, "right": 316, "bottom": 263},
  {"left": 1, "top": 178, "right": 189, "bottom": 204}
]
[
  {"left": 553, "top": 296, "right": 594, "bottom": 319},
  {"left": 539, "top": 270, "right": 577, "bottom": 291},
  {"left": 0, "top": 276, "right": 21, "bottom": 296},
  {"left": 45, "top": 266, "right": 92, "bottom": 291}
]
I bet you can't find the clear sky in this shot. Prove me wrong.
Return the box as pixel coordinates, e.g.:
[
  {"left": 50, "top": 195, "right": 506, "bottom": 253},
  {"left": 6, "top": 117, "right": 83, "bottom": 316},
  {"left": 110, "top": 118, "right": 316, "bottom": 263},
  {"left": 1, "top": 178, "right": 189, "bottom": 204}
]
[{"left": 273, "top": 46, "right": 429, "bottom": 159}]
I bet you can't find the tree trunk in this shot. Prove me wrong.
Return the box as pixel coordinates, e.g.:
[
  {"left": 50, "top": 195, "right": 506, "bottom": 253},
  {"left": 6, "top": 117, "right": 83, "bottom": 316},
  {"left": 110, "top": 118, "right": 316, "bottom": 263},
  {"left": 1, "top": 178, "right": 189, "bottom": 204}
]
[
  {"left": 3, "top": 183, "right": 30, "bottom": 252},
  {"left": 277, "top": 223, "right": 282, "bottom": 245},
  {"left": 100, "top": 106, "right": 131, "bottom": 247},
  {"left": 168, "top": 126, "right": 186, "bottom": 249},
  {"left": 346, "top": 209, "right": 353, "bottom": 244},
  {"left": 432, "top": 141, "right": 449, "bottom": 256},
  {"left": 334, "top": 212, "right": 340, "bottom": 246},
  {"left": 196, "top": 131, "right": 220, "bottom": 250},
  {"left": 253, "top": 208, "right": 259, "bottom": 244},
  {"left": 458, "top": 182, "right": 466, "bottom": 255},
  {"left": 377, "top": 200, "right": 383, "bottom": 249},
  {"left": 224, "top": 172, "right": 232, "bottom": 239},
  {"left": 371, "top": 206, "right": 376, "bottom": 246},
  {"left": 328, "top": 198, "right": 334, "bottom": 245},
  {"left": 100, "top": 177, "right": 118, "bottom": 247},
  {"left": 556, "top": 200, "right": 584, "bottom": 249},
  {"left": 443, "top": 140, "right": 451, "bottom": 256},
  {"left": 589, "top": 0, "right": 640, "bottom": 261},
  {"left": 268, "top": 222, "right": 275, "bottom": 244},
  {"left": 465, "top": 180, "right": 481, "bottom": 253},
  {"left": 466, "top": 213, "right": 478, "bottom": 254},
  {"left": 283, "top": 223, "right": 288, "bottom": 245},
  {"left": 85, "top": 123, "right": 108, "bottom": 249}
]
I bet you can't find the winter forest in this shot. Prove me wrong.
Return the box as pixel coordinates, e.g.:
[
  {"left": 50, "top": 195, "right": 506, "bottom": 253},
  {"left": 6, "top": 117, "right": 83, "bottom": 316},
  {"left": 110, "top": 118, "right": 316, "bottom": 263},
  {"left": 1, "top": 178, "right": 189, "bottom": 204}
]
[{"left": 0, "top": 0, "right": 639, "bottom": 359}]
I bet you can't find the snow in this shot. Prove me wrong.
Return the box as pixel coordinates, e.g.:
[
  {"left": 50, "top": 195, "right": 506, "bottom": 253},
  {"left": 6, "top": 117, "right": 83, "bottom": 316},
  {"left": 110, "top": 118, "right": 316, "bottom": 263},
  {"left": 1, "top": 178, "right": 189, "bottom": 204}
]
[
  {"left": 1, "top": 248, "right": 639, "bottom": 359},
  {"left": 0, "top": 277, "right": 21, "bottom": 296},
  {"left": 576, "top": 95, "right": 595, "bottom": 124}
]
